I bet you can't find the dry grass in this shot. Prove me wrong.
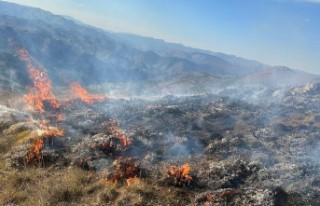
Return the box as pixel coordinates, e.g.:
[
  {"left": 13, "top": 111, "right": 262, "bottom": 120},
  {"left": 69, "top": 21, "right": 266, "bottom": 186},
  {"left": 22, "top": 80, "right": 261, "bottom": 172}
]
[
  {"left": 0, "top": 167, "right": 92, "bottom": 206},
  {"left": 96, "top": 178, "right": 191, "bottom": 206},
  {"left": 0, "top": 126, "right": 91, "bottom": 206},
  {"left": 0, "top": 163, "right": 193, "bottom": 206},
  {"left": 0, "top": 134, "right": 16, "bottom": 155},
  {"left": 0, "top": 127, "right": 192, "bottom": 206}
]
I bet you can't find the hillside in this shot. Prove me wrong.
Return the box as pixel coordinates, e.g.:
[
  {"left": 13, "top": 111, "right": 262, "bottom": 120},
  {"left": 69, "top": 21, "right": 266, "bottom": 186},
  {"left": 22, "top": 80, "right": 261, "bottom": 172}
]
[
  {"left": 1, "top": 1, "right": 320, "bottom": 206},
  {"left": 1, "top": 1, "right": 317, "bottom": 91}
]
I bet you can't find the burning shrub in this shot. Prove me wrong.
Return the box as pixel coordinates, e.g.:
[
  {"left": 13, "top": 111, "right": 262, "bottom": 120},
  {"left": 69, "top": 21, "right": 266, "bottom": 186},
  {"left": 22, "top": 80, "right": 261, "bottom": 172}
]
[
  {"left": 37, "top": 126, "right": 64, "bottom": 139},
  {"left": 107, "top": 120, "right": 132, "bottom": 149},
  {"left": 167, "top": 163, "right": 192, "bottom": 187},
  {"left": 107, "top": 158, "right": 139, "bottom": 185},
  {"left": 26, "top": 137, "right": 44, "bottom": 164},
  {"left": 26, "top": 122, "right": 64, "bottom": 165},
  {"left": 125, "top": 176, "right": 140, "bottom": 186}
]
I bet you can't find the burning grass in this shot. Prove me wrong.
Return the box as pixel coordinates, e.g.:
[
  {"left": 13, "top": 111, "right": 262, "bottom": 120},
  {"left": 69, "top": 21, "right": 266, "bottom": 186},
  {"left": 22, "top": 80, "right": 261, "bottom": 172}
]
[
  {"left": 1, "top": 46, "right": 297, "bottom": 205},
  {"left": 70, "top": 82, "right": 105, "bottom": 105},
  {"left": 107, "top": 158, "right": 140, "bottom": 186},
  {"left": 18, "top": 48, "right": 60, "bottom": 113},
  {"left": 26, "top": 121, "right": 64, "bottom": 165},
  {"left": 17, "top": 47, "right": 107, "bottom": 113},
  {"left": 107, "top": 120, "right": 132, "bottom": 149},
  {"left": 0, "top": 162, "right": 192, "bottom": 206},
  {"left": 167, "top": 163, "right": 192, "bottom": 187},
  {"left": 26, "top": 137, "right": 44, "bottom": 164}
]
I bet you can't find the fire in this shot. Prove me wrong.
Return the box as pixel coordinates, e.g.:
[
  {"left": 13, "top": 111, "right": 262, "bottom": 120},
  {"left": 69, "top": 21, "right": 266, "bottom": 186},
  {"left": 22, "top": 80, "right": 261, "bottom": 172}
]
[
  {"left": 108, "top": 120, "right": 132, "bottom": 149},
  {"left": 70, "top": 82, "right": 105, "bottom": 105},
  {"left": 18, "top": 48, "right": 63, "bottom": 160},
  {"left": 108, "top": 158, "right": 139, "bottom": 185},
  {"left": 37, "top": 120, "right": 64, "bottom": 138},
  {"left": 126, "top": 176, "right": 140, "bottom": 186},
  {"left": 27, "top": 121, "right": 64, "bottom": 165},
  {"left": 37, "top": 126, "right": 64, "bottom": 138},
  {"left": 167, "top": 164, "right": 192, "bottom": 186},
  {"left": 204, "top": 189, "right": 240, "bottom": 205},
  {"left": 17, "top": 48, "right": 60, "bottom": 113},
  {"left": 27, "top": 137, "right": 44, "bottom": 164}
]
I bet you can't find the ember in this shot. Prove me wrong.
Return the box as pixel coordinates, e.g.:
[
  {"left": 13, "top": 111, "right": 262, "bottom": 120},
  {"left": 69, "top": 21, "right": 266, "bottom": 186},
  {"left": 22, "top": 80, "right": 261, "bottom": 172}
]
[
  {"left": 167, "top": 164, "right": 192, "bottom": 187},
  {"left": 70, "top": 82, "right": 105, "bottom": 104},
  {"left": 203, "top": 189, "right": 243, "bottom": 205},
  {"left": 18, "top": 48, "right": 60, "bottom": 113}
]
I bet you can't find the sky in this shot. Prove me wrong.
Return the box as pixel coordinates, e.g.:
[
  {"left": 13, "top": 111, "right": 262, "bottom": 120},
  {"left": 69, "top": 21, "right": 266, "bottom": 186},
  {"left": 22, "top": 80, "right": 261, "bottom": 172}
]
[{"left": 4, "top": 0, "right": 320, "bottom": 74}]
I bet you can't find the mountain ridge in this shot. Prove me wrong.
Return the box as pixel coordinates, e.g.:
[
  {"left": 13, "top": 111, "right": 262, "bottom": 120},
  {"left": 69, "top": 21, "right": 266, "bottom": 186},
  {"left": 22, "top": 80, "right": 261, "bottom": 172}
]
[{"left": 0, "top": 0, "right": 318, "bottom": 94}]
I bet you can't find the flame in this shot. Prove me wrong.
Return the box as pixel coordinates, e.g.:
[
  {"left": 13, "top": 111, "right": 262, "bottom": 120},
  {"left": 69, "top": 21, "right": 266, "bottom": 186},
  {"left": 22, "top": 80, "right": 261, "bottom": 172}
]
[
  {"left": 167, "top": 164, "right": 192, "bottom": 186},
  {"left": 27, "top": 137, "right": 44, "bottom": 164},
  {"left": 69, "top": 82, "right": 105, "bottom": 105},
  {"left": 108, "top": 120, "right": 132, "bottom": 149},
  {"left": 37, "top": 120, "right": 64, "bottom": 138},
  {"left": 37, "top": 126, "right": 64, "bottom": 138},
  {"left": 18, "top": 48, "right": 59, "bottom": 113},
  {"left": 126, "top": 176, "right": 140, "bottom": 186},
  {"left": 26, "top": 120, "right": 64, "bottom": 164},
  {"left": 16, "top": 48, "right": 67, "bottom": 165},
  {"left": 108, "top": 158, "right": 139, "bottom": 185}
]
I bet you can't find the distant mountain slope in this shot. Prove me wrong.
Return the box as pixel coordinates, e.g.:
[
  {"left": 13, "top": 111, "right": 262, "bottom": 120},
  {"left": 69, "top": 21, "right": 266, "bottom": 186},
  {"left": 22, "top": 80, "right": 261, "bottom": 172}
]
[
  {"left": 0, "top": 1, "right": 263, "bottom": 84},
  {"left": 0, "top": 1, "right": 318, "bottom": 92},
  {"left": 237, "top": 66, "right": 318, "bottom": 87},
  {"left": 112, "top": 33, "right": 268, "bottom": 75}
]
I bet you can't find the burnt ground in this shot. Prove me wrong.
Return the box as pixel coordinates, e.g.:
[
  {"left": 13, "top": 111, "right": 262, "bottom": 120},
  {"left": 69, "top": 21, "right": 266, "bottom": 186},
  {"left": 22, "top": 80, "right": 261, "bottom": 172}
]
[{"left": 1, "top": 84, "right": 320, "bottom": 206}]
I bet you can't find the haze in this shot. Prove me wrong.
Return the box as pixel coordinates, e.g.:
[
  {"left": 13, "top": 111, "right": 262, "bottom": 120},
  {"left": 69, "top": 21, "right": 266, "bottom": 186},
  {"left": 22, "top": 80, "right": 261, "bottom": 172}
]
[{"left": 4, "top": 0, "right": 320, "bottom": 74}]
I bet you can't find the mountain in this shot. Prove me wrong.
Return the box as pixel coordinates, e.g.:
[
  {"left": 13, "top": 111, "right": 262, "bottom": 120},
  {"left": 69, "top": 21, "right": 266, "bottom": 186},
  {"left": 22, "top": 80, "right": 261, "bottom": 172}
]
[
  {"left": 112, "top": 33, "right": 269, "bottom": 75},
  {"left": 0, "top": 1, "right": 318, "bottom": 94},
  {"left": 0, "top": 2, "right": 258, "bottom": 84},
  {"left": 236, "top": 66, "right": 318, "bottom": 87}
]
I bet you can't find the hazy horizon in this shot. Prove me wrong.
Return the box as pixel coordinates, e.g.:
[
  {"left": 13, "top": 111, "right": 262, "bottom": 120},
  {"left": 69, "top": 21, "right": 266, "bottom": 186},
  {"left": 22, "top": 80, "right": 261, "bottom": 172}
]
[{"left": 3, "top": 0, "right": 320, "bottom": 74}]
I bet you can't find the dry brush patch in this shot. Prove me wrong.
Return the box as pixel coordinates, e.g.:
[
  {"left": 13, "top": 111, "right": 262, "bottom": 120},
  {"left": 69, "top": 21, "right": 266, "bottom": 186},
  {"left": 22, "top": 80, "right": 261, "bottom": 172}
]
[{"left": 0, "top": 167, "right": 92, "bottom": 206}]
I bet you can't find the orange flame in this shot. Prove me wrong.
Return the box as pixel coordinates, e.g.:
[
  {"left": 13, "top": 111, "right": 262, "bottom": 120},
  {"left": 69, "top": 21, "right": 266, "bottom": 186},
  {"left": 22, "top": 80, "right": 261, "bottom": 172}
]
[
  {"left": 126, "top": 176, "right": 140, "bottom": 186},
  {"left": 167, "top": 164, "right": 192, "bottom": 186},
  {"left": 26, "top": 120, "right": 64, "bottom": 164},
  {"left": 18, "top": 48, "right": 59, "bottom": 113},
  {"left": 37, "top": 120, "right": 64, "bottom": 138},
  {"left": 38, "top": 127, "right": 64, "bottom": 138},
  {"left": 70, "top": 82, "right": 105, "bottom": 105},
  {"left": 108, "top": 158, "right": 139, "bottom": 185},
  {"left": 27, "top": 137, "right": 44, "bottom": 164},
  {"left": 108, "top": 120, "right": 132, "bottom": 149}
]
